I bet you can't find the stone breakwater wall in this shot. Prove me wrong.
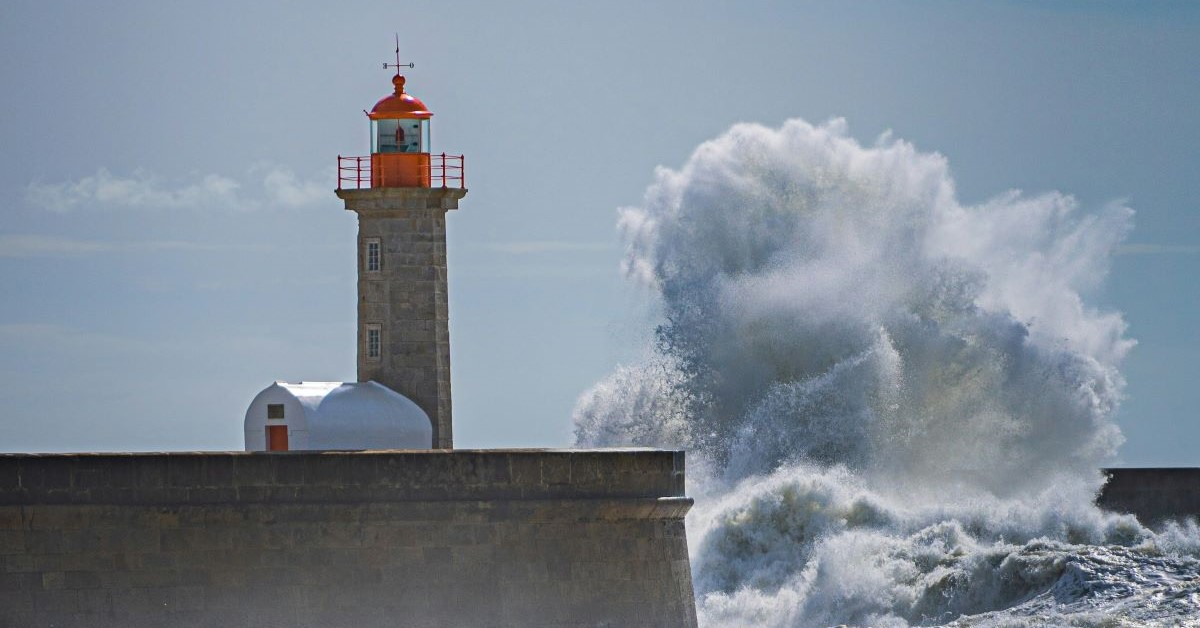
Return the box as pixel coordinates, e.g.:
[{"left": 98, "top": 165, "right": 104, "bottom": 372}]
[
  {"left": 1098, "top": 467, "right": 1200, "bottom": 526},
  {"left": 0, "top": 449, "right": 697, "bottom": 627}
]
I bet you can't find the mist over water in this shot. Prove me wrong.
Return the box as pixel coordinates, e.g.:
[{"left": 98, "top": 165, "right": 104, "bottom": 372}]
[{"left": 573, "top": 119, "right": 1200, "bottom": 626}]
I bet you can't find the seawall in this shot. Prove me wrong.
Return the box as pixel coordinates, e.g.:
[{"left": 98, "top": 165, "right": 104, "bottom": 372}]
[
  {"left": 0, "top": 449, "right": 697, "bottom": 627},
  {"left": 1098, "top": 467, "right": 1200, "bottom": 526}
]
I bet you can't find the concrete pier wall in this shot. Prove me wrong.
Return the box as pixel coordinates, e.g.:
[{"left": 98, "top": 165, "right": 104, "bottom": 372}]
[
  {"left": 0, "top": 450, "right": 697, "bottom": 627},
  {"left": 1098, "top": 467, "right": 1200, "bottom": 526}
]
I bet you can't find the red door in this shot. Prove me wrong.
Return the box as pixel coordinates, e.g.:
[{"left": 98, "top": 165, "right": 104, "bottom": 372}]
[{"left": 267, "top": 426, "right": 289, "bottom": 451}]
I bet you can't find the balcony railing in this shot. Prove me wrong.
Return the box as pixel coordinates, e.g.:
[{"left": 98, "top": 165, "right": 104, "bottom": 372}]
[
  {"left": 337, "top": 155, "right": 370, "bottom": 189},
  {"left": 337, "top": 153, "right": 465, "bottom": 190}
]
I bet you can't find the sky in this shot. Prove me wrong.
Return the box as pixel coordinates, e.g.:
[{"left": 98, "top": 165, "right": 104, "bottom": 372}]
[{"left": 0, "top": 1, "right": 1196, "bottom": 465}]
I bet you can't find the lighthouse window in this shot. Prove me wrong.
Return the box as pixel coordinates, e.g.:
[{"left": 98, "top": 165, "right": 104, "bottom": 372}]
[
  {"left": 366, "top": 239, "right": 381, "bottom": 272},
  {"left": 266, "top": 404, "right": 285, "bottom": 420},
  {"left": 372, "top": 119, "right": 423, "bottom": 153},
  {"left": 367, "top": 325, "right": 381, "bottom": 359}
]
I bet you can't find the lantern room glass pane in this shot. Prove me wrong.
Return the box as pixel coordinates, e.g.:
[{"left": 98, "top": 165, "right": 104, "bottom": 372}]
[{"left": 372, "top": 119, "right": 424, "bottom": 154}]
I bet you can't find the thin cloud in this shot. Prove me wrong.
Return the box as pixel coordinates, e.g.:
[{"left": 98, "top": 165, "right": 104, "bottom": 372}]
[
  {"left": 26, "top": 165, "right": 329, "bottom": 213},
  {"left": 1117, "top": 243, "right": 1200, "bottom": 256},
  {"left": 260, "top": 167, "right": 328, "bottom": 208},
  {"left": 0, "top": 234, "right": 259, "bottom": 258},
  {"left": 484, "top": 240, "right": 612, "bottom": 255}
]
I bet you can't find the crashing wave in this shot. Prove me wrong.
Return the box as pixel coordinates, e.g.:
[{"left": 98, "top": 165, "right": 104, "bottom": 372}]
[{"left": 573, "top": 119, "right": 1199, "bottom": 626}]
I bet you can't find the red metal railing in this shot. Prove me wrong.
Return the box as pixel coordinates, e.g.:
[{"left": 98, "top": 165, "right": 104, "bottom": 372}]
[
  {"left": 337, "top": 155, "right": 371, "bottom": 189},
  {"left": 436, "top": 153, "right": 465, "bottom": 189},
  {"left": 336, "top": 153, "right": 466, "bottom": 189}
]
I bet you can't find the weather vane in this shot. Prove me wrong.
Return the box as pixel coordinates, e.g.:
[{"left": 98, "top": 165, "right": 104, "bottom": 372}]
[{"left": 383, "top": 34, "right": 415, "bottom": 76}]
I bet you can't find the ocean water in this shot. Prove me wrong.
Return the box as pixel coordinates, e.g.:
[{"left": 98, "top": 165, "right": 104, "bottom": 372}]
[{"left": 573, "top": 119, "right": 1200, "bottom": 626}]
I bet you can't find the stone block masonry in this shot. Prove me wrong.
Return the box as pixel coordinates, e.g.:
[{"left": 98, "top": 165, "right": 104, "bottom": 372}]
[
  {"left": 0, "top": 449, "right": 697, "bottom": 627},
  {"left": 338, "top": 187, "right": 467, "bottom": 449}
]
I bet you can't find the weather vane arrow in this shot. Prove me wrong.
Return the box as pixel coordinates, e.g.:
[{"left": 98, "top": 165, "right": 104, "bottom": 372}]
[{"left": 383, "top": 33, "right": 414, "bottom": 75}]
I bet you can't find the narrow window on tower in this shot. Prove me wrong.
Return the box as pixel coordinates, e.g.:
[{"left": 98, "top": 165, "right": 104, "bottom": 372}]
[
  {"left": 366, "top": 324, "right": 381, "bottom": 360},
  {"left": 365, "top": 239, "right": 381, "bottom": 272}
]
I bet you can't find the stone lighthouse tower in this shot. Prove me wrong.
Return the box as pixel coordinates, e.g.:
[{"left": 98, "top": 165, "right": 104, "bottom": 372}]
[{"left": 335, "top": 63, "right": 466, "bottom": 449}]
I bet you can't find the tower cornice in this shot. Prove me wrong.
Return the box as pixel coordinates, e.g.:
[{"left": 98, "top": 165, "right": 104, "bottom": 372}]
[{"left": 336, "top": 187, "right": 468, "bottom": 213}]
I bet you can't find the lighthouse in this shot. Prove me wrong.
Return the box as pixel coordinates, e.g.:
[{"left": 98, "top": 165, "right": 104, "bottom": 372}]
[
  {"left": 334, "top": 61, "right": 467, "bottom": 450},
  {"left": 244, "top": 55, "right": 465, "bottom": 452}
]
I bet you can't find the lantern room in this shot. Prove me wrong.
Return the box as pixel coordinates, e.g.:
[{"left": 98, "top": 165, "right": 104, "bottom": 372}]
[
  {"left": 369, "top": 74, "right": 431, "bottom": 187},
  {"left": 338, "top": 69, "right": 465, "bottom": 191},
  {"left": 370, "top": 76, "right": 431, "bottom": 152}
]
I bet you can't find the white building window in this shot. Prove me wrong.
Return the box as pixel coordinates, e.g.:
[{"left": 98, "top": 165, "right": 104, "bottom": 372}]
[
  {"left": 367, "top": 325, "right": 381, "bottom": 360},
  {"left": 266, "top": 404, "right": 284, "bottom": 420},
  {"left": 366, "top": 239, "right": 381, "bottom": 272}
]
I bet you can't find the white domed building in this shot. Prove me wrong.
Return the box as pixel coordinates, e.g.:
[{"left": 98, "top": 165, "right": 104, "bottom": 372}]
[{"left": 245, "top": 381, "right": 432, "bottom": 451}]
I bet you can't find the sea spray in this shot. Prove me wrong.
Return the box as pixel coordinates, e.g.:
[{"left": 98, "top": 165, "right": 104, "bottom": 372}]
[{"left": 574, "top": 119, "right": 1200, "bottom": 626}]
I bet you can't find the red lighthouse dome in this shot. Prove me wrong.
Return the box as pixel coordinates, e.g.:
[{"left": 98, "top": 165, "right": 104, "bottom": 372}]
[{"left": 368, "top": 75, "right": 432, "bottom": 120}]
